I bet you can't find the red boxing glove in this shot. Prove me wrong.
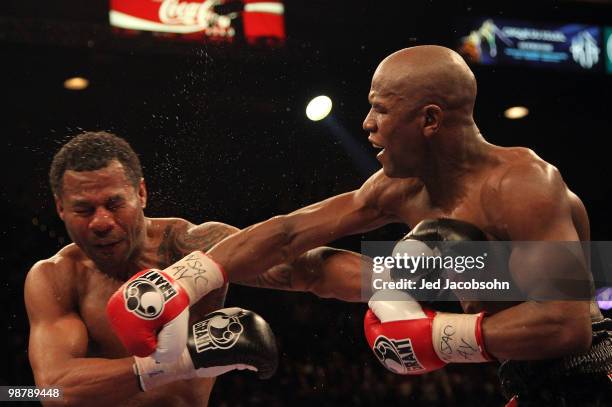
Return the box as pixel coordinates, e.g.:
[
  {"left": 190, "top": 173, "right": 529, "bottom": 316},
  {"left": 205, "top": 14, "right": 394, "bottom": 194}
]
[
  {"left": 364, "top": 291, "right": 491, "bottom": 375},
  {"left": 107, "top": 269, "right": 190, "bottom": 361},
  {"left": 107, "top": 251, "right": 226, "bottom": 362}
]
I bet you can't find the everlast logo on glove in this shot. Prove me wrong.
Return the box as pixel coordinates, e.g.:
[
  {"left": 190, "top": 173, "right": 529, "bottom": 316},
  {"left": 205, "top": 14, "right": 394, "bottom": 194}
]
[
  {"left": 373, "top": 335, "right": 425, "bottom": 374},
  {"left": 124, "top": 270, "right": 178, "bottom": 319},
  {"left": 192, "top": 309, "right": 246, "bottom": 353}
]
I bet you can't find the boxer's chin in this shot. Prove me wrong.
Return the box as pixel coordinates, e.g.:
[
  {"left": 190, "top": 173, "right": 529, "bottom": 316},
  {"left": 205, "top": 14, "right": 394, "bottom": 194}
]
[
  {"left": 382, "top": 164, "right": 410, "bottom": 179},
  {"left": 89, "top": 240, "right": 130, "bottom": 267},
  {"left": 385, "top": 159, "right": 418, "bottom": 178}
]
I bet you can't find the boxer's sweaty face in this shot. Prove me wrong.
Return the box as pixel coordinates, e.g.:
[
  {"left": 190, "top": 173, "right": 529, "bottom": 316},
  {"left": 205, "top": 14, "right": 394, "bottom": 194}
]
[
  {"left": 364, "top": 80, "right": 426, "bottom": 178},
  {"left": 55, "top": 160, "right": 146, "bottom": 269}
]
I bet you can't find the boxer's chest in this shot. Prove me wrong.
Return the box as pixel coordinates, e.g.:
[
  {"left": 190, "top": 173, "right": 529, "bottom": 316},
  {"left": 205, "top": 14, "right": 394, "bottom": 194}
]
[
  {"left": 396, "top": 183, "right": 513, "bottom": 314},
  {"left": 397, "top": 181, "right": 504, "bottom": 240},
  {"left": 77, "top": 261, "right": 168, "bottom": 358}
]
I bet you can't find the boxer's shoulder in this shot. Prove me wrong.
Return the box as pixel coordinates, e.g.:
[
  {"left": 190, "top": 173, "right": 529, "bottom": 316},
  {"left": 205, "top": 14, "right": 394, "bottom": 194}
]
[
  {"left": 29, "top": 244, "right": 81, "bottom": 277},
  {"left": 26, "top": 245, "right": 81, "bottom": 311},
  {"left": 481, "top": 147, "right": 575, "bottom": 238},
  {"left": 151, "top": 217, "right": 239, "bottom": 265},
  {"left": 484, "top": 147, "right": 565, "bottom": 199},
  {"left": 359, "top": 169, "right": 424, "bottom": 211}
]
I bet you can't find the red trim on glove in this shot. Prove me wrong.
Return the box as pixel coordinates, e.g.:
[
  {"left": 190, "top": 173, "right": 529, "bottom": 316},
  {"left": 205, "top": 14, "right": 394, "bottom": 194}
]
[{"left": 475, "top": 311, "right": 494, "bottom": 361}]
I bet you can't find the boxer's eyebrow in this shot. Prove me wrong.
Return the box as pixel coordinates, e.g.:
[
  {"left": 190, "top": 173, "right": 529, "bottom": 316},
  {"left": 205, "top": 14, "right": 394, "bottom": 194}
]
[
  {"left": 106, "top": 195, "right": 125, "bottom": 206},
  {"left": 107, "top": 195, "right": 123, "bottom": 203},
  {"left": 71, "top": 199, "right": 92, "bottom": 207}
]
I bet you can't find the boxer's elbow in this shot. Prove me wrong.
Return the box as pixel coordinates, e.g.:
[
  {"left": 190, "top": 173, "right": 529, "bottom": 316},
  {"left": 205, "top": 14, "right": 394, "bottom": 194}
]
[
  {"left": 558, "top": 316, "right": 592, "bottom": 355},
  {"left": 36, "top": 370, "right": 91, "bottom": 406},
  {"left": 301, "top": 248, "right": 362, "bottom": 302},
  {"left": 35, "top": 370, "right": 60, "bottom": 393},
  {"left": 535, "top": 301, "right": 591, "bottom": 357},
  {"left": 35, "top": 373, "right": 71, "bottom": 406}
]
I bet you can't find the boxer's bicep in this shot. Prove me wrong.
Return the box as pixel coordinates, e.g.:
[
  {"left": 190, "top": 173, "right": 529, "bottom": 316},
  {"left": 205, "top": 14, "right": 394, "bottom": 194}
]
[
  {"left": 493, "top": 164, "right": 590, "bottom": 294},
  {"left": 286, "top": 189, "right": 394, "bottom": 238},
  {"left": 480, "top": 165, "right": 592, "bottom": 359},
  {"left": 25, "top": 264, "right": 88, "bottom": 385}
]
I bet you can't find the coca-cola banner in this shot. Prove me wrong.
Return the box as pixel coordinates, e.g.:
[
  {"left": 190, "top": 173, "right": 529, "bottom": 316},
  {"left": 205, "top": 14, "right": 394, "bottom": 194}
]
[{"left": 109, "top": 0, "right": 285, "bottom": 42}]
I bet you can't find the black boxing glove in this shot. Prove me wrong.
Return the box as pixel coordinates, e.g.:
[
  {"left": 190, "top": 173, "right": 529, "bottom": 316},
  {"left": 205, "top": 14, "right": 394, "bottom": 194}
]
[
  {"left": 389, "top": 218, "right": 489, "bottom": 302},
  {"left": 134, "top": 307, "right": 278, "bottom": 390}
]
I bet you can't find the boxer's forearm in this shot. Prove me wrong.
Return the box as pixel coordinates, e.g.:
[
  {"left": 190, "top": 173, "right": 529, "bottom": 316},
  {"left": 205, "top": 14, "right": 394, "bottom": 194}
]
[
  {"left": 300, "top": 248, "right": 364, "bottom": 302},
  {"left": 208, "top": 215, "right": 299, "bottom": 282},
  {"left": 36, "top": 357, "right": 139, "bottom": 406},
  {"left": 161, "top": 193, "right": 388, "bottom": 305},
  {"left": 207, "top": 191, "right": 389, "bottom": 282},
  {"left": 481, "top": 300, "right": 592, "bottom": 360},
  {"left": 238, "top": 248, "right": 365, "bottom": 302}
]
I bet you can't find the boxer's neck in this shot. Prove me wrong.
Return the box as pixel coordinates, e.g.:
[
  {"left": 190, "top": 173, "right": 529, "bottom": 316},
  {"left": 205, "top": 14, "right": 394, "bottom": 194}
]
[{"left": 420, "top": 124, "right": 493, "bottom": 210}]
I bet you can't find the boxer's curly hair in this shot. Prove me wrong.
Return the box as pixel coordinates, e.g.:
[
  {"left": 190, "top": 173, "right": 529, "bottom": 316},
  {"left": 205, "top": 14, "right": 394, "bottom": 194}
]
[{"left": 49, "top": 131, "right": 143, "bottom": 196}]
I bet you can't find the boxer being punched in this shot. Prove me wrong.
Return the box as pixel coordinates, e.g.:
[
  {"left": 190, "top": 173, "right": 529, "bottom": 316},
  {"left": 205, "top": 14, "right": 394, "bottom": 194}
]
[
  {"left": 25, "top": 132, "right": 278, "bottom": 406},
  {"left": 110, "top": 46, "right": 610, "bottom": 405}
]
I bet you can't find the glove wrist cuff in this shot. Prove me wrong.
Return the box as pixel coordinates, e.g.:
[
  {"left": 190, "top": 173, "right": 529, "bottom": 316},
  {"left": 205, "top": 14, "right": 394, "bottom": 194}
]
[
  {"left": 431, "top": 312, "right": 492, "bottom": 363},
  {"left": 134, "top": 348, "right": 196, "bottom": 391},
  {"left": 163, "top": 251, "right": 227, "bottom": 304}
]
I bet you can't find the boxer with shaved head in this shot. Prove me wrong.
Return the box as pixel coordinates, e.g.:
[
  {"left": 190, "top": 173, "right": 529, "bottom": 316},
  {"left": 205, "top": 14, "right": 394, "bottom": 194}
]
[{"left": 109, "top": 46, "right": 610, "bottom": 405}]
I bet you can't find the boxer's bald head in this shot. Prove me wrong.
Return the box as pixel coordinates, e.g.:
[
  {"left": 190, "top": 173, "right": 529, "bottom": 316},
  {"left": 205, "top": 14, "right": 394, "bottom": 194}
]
[
  {"left": 364, "top": 45, "right": 479, "bottom": 178},
  {"left": 374, "top": 45, "right": 477, "bottom": 119}
]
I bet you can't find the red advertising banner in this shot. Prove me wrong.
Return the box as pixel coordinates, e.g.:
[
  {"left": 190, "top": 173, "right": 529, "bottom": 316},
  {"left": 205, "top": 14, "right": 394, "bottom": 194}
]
[{"left": 109, "top": 0, "right": 285, "bottom": 43}]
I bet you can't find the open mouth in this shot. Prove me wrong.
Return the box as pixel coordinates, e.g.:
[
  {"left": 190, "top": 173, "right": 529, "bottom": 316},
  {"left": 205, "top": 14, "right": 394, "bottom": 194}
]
[
  {"left": 368, "top": 136, "right": 384, "bottom": 150},
  {"left": 95, "top": 240, "right": 122, "bottom": 250}
]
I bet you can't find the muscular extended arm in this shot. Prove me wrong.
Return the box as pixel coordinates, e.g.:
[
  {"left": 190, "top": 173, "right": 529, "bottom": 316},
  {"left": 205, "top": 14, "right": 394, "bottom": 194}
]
[
  {"left": 181, "top": 221, "right": 367, "bottom": 302},
  {"left": 25, "top": 263, "right": 140, "bottom": 406},
  {"left": 237, "top": 247, "right": 366, "bottom": 302},
  {"left": 207, "top": 171, "right": 410, "bottom": 282},
  {"left": 481, "top": 164, "right": 593, "bottom": 360}
]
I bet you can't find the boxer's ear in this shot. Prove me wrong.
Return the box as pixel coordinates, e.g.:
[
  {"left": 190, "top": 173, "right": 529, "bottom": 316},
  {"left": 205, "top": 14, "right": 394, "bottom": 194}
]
[
  {"left": 422, "top": 104, "right": 442, "bottom": 138},
  {"left": 54, "top": 194, "right": 65, "bottom": 221},
  {"left": 138, "top": 178, "right": 147, "bottom": 209}
]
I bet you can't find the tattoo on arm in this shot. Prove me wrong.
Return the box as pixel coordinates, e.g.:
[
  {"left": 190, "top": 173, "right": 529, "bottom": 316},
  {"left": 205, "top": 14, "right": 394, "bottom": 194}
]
[
  {"left": 156, "top": 222, "right": 238, "bottom": 310},
  {"left": 247, "top": 265, "right": 294, "bottom": 290},
  {"left": 157, "top": 222, "right": 238, "bottom": 266},
  {"left": 238, "top": 247, "right": 346, "bottom": 292}
]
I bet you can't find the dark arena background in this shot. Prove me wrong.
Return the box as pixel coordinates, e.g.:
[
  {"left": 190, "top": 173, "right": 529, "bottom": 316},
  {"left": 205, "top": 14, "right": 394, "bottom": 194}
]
[{"left": 2, "top": 1, "right": 612, "bottom": 406}]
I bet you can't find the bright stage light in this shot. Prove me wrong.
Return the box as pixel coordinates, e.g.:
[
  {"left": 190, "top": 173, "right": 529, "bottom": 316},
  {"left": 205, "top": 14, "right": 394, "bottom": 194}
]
[
  {"left": 306, "top": 95, "right": 332, "bottom": 121},
  {"left": 504, "top": 106, "right": 529, "bottom": 119},
  {"left": 64, "top": 77, "right": 89, "bottom": 90}
]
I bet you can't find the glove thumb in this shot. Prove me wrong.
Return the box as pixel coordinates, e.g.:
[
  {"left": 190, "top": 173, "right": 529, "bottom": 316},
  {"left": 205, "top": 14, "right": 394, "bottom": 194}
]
[
  {"left": 153, "top": 308, "right": 190, "bottom": 363},
  {"left": 368, "top": 290, "right": 426, "bottom": 323}
]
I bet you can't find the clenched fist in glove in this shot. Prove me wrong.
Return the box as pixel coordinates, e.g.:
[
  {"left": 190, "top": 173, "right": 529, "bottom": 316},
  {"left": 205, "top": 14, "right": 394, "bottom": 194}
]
[
  {"left": 107, "top": 252, "right": 226, "bottom": 362},
  {"left": 133, "top": 307, "right": 278, "bottom": 391},
  {"left": 364, "top": 290, "right": 492, "bottom": 375}
]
